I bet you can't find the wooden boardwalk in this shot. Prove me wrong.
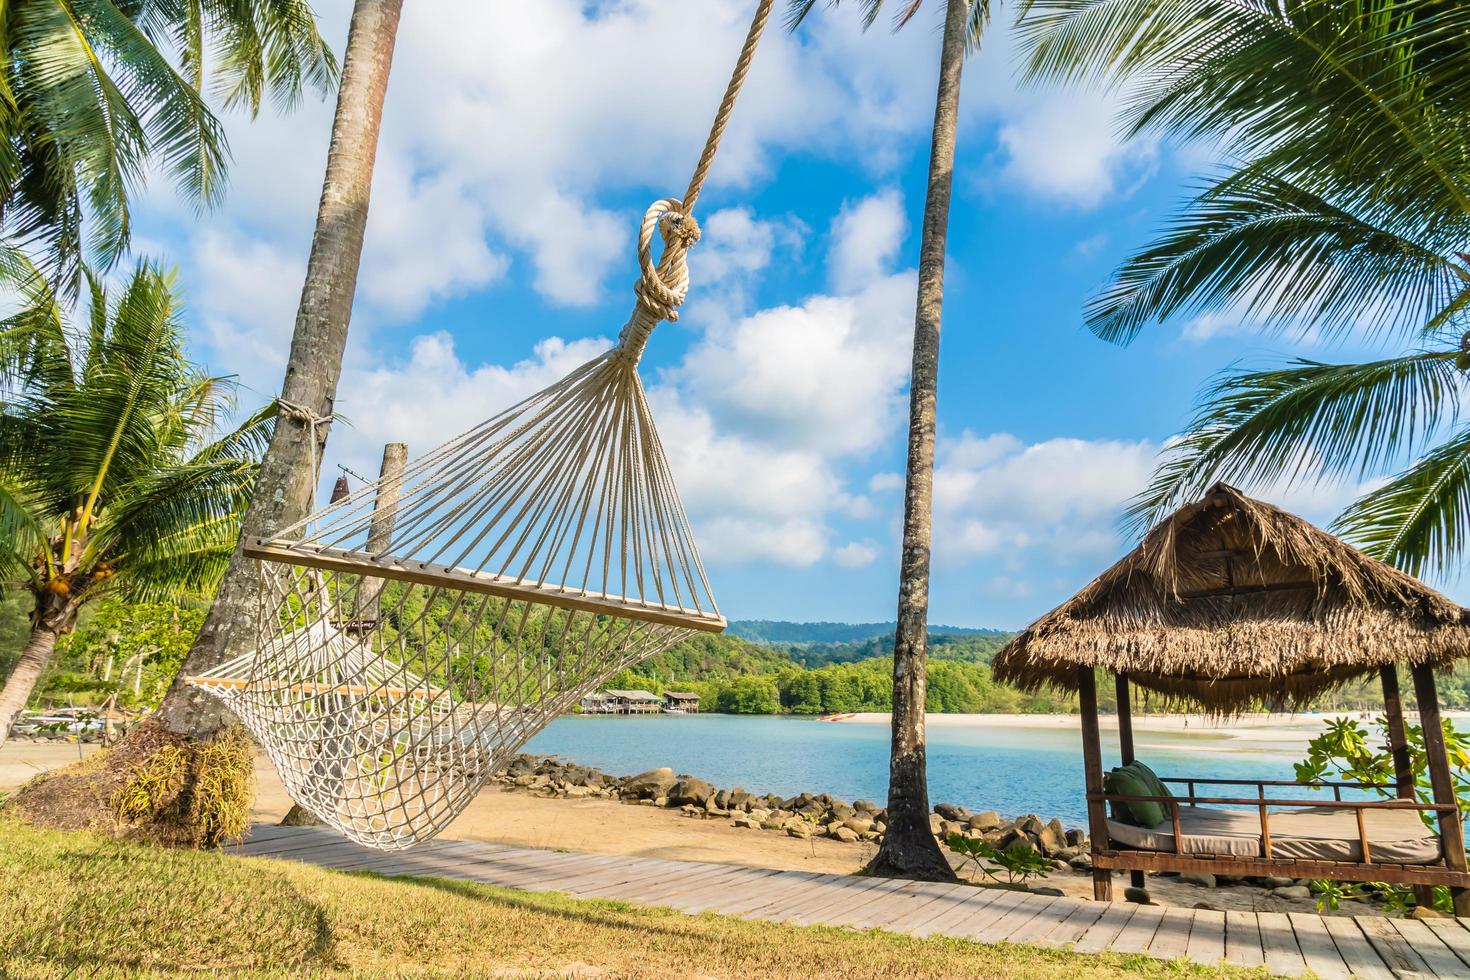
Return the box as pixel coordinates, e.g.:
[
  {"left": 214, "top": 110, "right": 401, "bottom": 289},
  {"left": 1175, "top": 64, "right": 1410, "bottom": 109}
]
[{"left": 229, "top": 825, "right": 1470, "bottom": 977}]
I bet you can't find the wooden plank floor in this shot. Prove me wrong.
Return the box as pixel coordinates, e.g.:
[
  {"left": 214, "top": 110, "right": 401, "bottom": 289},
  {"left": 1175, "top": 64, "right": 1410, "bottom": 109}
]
[{"left": 227, "top": 825, "right": 1470, "bottom": 977}]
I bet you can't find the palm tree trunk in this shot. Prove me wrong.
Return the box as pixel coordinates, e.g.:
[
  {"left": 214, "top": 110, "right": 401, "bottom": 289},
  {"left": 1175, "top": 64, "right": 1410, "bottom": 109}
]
[
  {"left": 0, "top": 622, "right": 60, "bottom": 749},
  {"left": 866, "top": 0, "right": 967, "bottom": 882},
  {"left": 153, "top": 0, "right": 405, "bottom": 736}
]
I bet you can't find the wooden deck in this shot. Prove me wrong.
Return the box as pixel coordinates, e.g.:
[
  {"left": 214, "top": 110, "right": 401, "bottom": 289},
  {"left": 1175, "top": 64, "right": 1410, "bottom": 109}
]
[{"left": 227, "top": 825, "right": 1470, "bottom": 977}]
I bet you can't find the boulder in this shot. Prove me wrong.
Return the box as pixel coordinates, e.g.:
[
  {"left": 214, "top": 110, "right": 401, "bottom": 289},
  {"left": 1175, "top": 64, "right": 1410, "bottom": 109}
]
[
  {"left": 829, "top": 803, "right": 856, "bottom": 823},
  {"left": 732, "top": 815, "right": 758, "bottom": 829},
  {"left": 786, "top": 821, "right": 813, "bottom": 840},
  {"left": 760, "top": 819, "right": 786, "bottom": 831},
  {"left": 1273, "top": 885, "right": 1311, "bottom": 900},
  {"left": 1031, "top": 886, "right": 1064, "bottom": 897},
  {"left": 832, "top": 826, "right": 861, "bottom": 844},
  {"left": 968, "top": 811, "right": 1001, "bottom": 832},
  {"left": 1412, "top": 905, "right": 1448, "bottom": 920},
  {"left": 748, "top": 808, "right": 772, "bottom": 824},
  {"left": 705, "top": 807, "right": 731, "bottom": 819},
  {"left": 935, "top": 803, "right": 969, "bottom": 822},
  {"left": 668, "top": 776, "right": 715, "bottom": 808},
  {"left": 1180, "top": 872, "right": 1216, "bottom": 889},
  {"left": 728, "top": 789, "right": 755, "bottom": 811},
  {"left": 853, "top": 799, "right": 880, "bottom": 813},
  {"left": 713, "top": 789, "right": 730, "bottom": 810},
  {"left": 1068, "top": 854, "right": 1093, "bottom": 871},
  {"left": 1038, "top": 818, "right": 1067, "bottom": 856},
  {"left": 1064, "top": 828, "right": 1087, "bottom": 847},
  {"left": 1263, "top": 876, "right": 1295, "bottom": 889},
  {"left": 842, "top": 816, "right": 874, "bottom": 835},
  {"left": 1124, "top": 887, "right": 1152, "bottom": 905},
  {"left": 928, "top": 813, "right": 946, "bottom": 837},
  {"left": 1017, "top": 814, "right": 1045, "bottom": 836},
  {"left": 623, "top": 767, "right": 677, "bottom": 799}
]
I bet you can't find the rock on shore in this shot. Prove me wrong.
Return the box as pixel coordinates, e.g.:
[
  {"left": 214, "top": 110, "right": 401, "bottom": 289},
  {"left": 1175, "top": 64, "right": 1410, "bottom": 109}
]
[{"left": 492, "top": 754, "right": 1091, "bottom": 859}]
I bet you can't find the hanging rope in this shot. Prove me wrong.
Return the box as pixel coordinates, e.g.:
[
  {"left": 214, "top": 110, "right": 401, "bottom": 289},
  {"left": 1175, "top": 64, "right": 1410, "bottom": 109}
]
[{"left": 616, "top": 0, "right": 775, "bottom": 364}]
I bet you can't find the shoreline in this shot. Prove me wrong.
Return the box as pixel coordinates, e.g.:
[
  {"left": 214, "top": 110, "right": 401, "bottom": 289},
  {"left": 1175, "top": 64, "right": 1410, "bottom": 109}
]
[{"left": 826, "top": 710, "right": 1470, "bottom": 745}]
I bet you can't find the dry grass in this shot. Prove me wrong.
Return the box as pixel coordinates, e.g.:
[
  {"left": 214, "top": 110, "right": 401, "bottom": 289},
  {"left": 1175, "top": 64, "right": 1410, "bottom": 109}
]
[
  {"left": 0, "top": 817, "right": 1267, "bottom": 978},
  {"left": 7, "top": 721, "right": 254, "bottom": 848}
]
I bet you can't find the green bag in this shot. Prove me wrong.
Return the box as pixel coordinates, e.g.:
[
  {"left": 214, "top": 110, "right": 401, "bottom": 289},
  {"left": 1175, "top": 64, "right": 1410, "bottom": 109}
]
[{"left": 1103, "top": 760, "right": 1172, "bottom": 828}]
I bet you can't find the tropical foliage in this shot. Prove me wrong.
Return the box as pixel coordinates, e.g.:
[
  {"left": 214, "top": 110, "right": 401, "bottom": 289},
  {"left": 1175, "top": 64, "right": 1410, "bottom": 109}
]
[
  {"left": 0, "top": 259, "right": 270, "bottom": 739},
  {"left": 1016, "top": 0, "right": 1470, "bottom": 576},
  {"left": 0, "top": 0, "right": 337, "bottom": 288},
  {"left": 1295, "top": 714, "right": 1470, "bottom": 912}
]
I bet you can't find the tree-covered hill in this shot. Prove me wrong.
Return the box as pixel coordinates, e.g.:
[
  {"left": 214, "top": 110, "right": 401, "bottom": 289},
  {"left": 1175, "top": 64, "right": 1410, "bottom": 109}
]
[{"left": 727, "top": 620, "right": 1008, "bottom": 645}]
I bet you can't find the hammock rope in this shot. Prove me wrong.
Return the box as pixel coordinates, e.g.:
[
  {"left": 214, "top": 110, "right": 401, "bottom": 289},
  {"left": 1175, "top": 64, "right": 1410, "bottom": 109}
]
[{"left": 187, "top": 0, "right": 775, "bottom": 850}]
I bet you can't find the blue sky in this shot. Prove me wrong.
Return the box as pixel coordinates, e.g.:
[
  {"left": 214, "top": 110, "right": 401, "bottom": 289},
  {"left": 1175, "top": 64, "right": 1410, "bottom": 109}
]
[{"left": 128, "top": 0, "right": 1413, "bottom": 629}]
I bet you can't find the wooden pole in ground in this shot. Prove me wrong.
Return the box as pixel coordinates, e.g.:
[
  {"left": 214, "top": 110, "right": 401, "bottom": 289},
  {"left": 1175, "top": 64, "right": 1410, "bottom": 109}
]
[
  {"left": 1411, "top": 663, "right": 1469, "bottom": 916},
  {"left": 1079, "top": 666, "right": 1112, "bottom": 901},
  {"left": 1115, "top": 673, "right": 1145, "bottom": 891},
  {"left": 1380, "top": 665, "right": 1414, "bottom": 799}
]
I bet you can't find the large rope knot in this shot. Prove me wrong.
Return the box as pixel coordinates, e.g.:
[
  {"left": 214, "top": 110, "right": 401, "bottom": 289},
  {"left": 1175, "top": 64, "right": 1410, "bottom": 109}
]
[
  {"left": 616, "top": 199, "right": 703, "bottom": 363},
  {"left": 659, "top": 210, "right": 701, "bottom": 251}
]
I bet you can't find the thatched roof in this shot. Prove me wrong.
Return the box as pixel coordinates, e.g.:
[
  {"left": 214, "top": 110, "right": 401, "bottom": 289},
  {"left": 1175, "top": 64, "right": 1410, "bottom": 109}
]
[{"left": 991, "top": 484, "right": 1470, "bottom": 713}]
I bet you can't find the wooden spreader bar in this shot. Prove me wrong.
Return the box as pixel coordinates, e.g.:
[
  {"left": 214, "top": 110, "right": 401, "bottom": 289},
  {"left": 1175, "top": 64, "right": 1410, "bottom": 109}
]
[
  {"left": 183, "top": 677, "right": 452, "bottom": 700},
  {"left": 246, "top": 539, "right": 727, "bottom": 634}
]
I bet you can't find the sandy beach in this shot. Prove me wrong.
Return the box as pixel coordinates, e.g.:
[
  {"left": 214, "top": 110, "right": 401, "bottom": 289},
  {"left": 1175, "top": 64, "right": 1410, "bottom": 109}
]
[{"left": 830, "top": 710, "right": 1470, "bottom": 749}]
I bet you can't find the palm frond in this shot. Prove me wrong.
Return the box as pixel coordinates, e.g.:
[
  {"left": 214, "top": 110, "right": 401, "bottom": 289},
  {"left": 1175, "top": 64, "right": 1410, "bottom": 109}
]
[
  {"left": 1125, "top": 352, "right": 1464, "bottom": 532},
  {"left": 1334, "top": 424, "right": 1470, "bottom": 578},
  {"left": 1086, "top": 168, "right": 1469, "bottom": 346}
]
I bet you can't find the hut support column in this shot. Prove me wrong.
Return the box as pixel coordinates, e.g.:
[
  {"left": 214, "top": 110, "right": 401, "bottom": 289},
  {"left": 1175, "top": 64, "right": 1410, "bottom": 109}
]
[
  {"left": 1380, "top": 665, "right": 1413, "bottom": 799},
  {"left": 1079, "top": 667, "right": 1112, "bottom": 901},
  {"left": 1411, "top": 663, "right": 1470, "bottom": 917},
  {"left": 1115, "top": 673, "right": 1145, "bottom": 891},
  {"left": 1383, "top": 665, "right": 1433, "bottom": 907}
]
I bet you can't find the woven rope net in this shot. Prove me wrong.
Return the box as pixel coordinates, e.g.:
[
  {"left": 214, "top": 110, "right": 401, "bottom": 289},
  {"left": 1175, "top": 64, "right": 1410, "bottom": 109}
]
[{"left": 187, "top": 0, "right": 774, "bottom": 849}]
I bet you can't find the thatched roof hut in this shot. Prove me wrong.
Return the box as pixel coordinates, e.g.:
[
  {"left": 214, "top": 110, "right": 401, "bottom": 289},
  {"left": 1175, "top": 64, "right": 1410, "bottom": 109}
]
[{"left": 992, "top": 483, "right": 1470, "bottom": 712}]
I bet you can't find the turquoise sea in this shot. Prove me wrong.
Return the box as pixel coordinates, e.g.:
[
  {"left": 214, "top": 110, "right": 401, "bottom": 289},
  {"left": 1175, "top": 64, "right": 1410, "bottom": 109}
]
[{"left": 522, "top": 714, "right": 1329, "bottom": 826}]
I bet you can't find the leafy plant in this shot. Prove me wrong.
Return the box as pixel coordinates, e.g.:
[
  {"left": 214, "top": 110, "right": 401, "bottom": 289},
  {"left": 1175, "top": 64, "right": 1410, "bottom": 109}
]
[
  {"left": 1297, "top": 715, "right": 1467, "bottom": 914},
  {"left": 1294, "top": 716, "right": 1470, "bottom": 828},
  {"left": 1308, "top": 878, "right": 1368, "bottom": 913},
  {"left": 944, "top": 832, "right": 1053, "bottom": 886},
  {"left": 0, "top": 260, "right": 272, "bottom": 743}
]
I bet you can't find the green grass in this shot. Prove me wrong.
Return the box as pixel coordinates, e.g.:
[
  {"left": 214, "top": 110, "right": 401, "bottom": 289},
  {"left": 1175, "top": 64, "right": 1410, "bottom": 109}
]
[{"left": 0, "top": 817, "right": 1269, "bottom": 977}]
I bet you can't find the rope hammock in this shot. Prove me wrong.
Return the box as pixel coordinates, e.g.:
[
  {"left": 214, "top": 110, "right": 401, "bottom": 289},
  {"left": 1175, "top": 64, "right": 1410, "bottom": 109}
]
[{"left": 187, "top": 0, "right": 775, "bottom": 850}]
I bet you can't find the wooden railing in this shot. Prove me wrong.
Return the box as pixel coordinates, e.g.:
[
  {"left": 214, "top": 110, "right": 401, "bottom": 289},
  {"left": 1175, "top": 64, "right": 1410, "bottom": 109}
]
[{"left": 1090, "top": 776, "right": 1455, "bottom": 863}]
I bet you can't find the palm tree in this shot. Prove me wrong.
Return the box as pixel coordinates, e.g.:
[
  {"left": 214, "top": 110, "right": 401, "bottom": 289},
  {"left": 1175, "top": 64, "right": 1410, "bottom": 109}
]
[
  {"left": 152, "top": 0, "right": 404, "bottom": 739},
  {"left": 1015, "top": 1, "right": 1470, "bottom": 576},
  {"left": 0, "top": 258, "right": 271, "bottom": 746},
  {"left": 789, "top": 0, "right": 988, "bottom": 881},
  {"left": 0, "top": 0, "right": 337, "bottom": 289}
]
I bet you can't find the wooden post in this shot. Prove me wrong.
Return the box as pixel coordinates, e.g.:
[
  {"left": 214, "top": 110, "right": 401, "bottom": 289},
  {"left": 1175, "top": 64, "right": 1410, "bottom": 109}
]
[
  {"left": 1115, "top": 673, "right": 1145, "bottom": 890},
  {"left": 1411, "top": 663, "right": 1470, "bottom": 917},
  {"left": 1079, "top": 666, "right": 1112, "bottom": 901},
  {"left": 1115, "top": 673, "right": 1135, "bottom": 765},
  {"left": 1380, "top": 665, "right": 1414, "bottom": 799}
]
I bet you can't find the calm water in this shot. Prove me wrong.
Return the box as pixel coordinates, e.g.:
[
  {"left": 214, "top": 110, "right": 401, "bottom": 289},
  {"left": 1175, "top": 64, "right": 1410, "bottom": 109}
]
[{"left": 522, "top": 714, "right": 1314, "bottom": 826}]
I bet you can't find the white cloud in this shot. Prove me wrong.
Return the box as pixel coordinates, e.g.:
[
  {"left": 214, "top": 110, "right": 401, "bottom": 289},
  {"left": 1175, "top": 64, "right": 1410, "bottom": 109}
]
[
  {"left": 996, "top": 96, "right": 1157, "bottom": 208},
  {"left": 869, "top": 472, "right": 903, "bottom": 493},
  {"left": 153, "top": 0, "right": 1162, "bottom": 405},
  {"left": 933, "top": 430, "right": 1159, "bottom": 565},
  {"left": 329, "top": 331, "right": 611, "bottom": 478},
  {"left": 827, "top": 189, "right": 907, "bottom": 293},
  {"left": 833, "top": 540, "right": 881, "bottom": 569}
]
